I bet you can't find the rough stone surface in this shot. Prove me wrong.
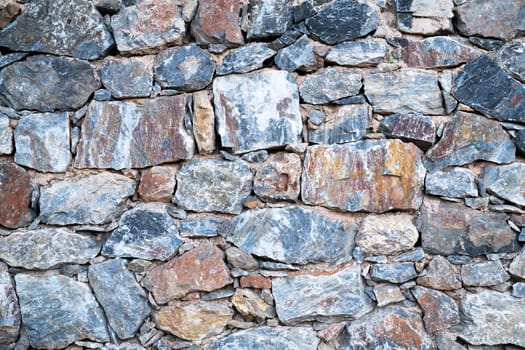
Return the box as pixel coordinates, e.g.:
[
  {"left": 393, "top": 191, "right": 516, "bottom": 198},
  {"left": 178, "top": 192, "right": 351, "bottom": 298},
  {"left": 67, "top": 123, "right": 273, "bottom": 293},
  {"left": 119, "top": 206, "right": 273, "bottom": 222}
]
[
  {"left": 39, "top": 172, "right": 136, "bottom": 225},
  {"left": 225, "top": 206, "right": 355, "bottom": 265},
  {"left": 179, "top": 216, "right": 225, "bottom": 238},
  {"left": 378, "top": 113, "right": 435, "bottom": 150},
  {"left": 239, "top": 275, "right": 271, "bottom": 289},
  {"left": 232, "top": 288, "right": 275, "bottom": 319},
  {"left": 275, "top": 35, "right": 318, "bottom": 72},
  {"left": 0, "top": 161, "right": 34, "bottom": 229},
  {"left": 425, "top": 167, "right": 478, "bottom": 198},
  {"left": 102, "top": 203, "right": 183, "bottom": 261},
  {"left": 497, "top": 42, "right": 525, "bottom": 83},
  {"left": 0, "top": 262, "right": 20, "bottom": 345},
  {"left": 192, "top": 90, "right": 216, "bottom": 154},
  {"left": 509, "top": 247, "right": 525, "bottom": 279},
  {"left": 0, "top": 115, "right": 12, "bottom": 155},
  {"left": 14, "top": 112, "right": 71, "bottom": 172},
  {"left": 0, "top": 0, "right": 113, "bottom": 59},
  {"left": 417, "top": 255, "right": 462, "bottom": 290},
  {"left": 399, "top": 37, "right": 480, "bottom": 68},
  {"left": 213, "top": 69, "right": 302, "bottom": 153},
  {"left": 371, "top": 263, "right": 418, "bottom": 283},
  {"left": 396, "top": 0, "right": 454, "bottom": 17},
  {"left": 99, "top": 57, "right": 153, "bottom": 98},
  {"left": 173, "top": 159, "right": 252, "bottom": 214},
  {"left": 143, "top": 243, "right": 232, "bottom": 304},
  {"left": 461, "top": 261, "right": 510, "bottom": 287},
  {"left": 246, "top": 0, "right": 294, "bottom": 40},
  {"left": 190, "top": 0, "right": 243, "bottom": 47},
  {"left": 75, "top": 96, "right": 195, "bottom": 169},
  {"left": 216, "top": 43, "right": 276, "bottom": 75},
  {"left": 412, "top": 286, "right": 460, "bottom": 334},
  {"left": 482, "top": 163, "right": 525, "bottom": 207},
  {"left": 299, "top": 68, "right": 362, "bottom": 105},
  {"left": 253, "top": 153, "right": 302, "bottom": 201},
  {"left": 397, "top": 15, "right": 452, "bottom": 35},
  {"left": 138, "top": 165, "right": 177, "bottom": 202},
  {"left": 15, "top": 274, "right": 108, "bottom": 349},
  {"left": 374, "top": 285, "right": 405, "bottom": 307},
  {"left": 0, "top": 55, "right": 99, "bottom": 112},
  {"left": 424, "top": 112, "right": 515, "bottom": 171},
  {"left": 326, "top": 39, "right": 388, "bottom": 66},
  {"left": 302, "top": 139, "right": 426, "bottom": 213},
  {"left": 517, "top": 129, "right": 525, "bottom": 155},
  {"left": 88, "top": 259, "right": 150, "bottom": 339}
]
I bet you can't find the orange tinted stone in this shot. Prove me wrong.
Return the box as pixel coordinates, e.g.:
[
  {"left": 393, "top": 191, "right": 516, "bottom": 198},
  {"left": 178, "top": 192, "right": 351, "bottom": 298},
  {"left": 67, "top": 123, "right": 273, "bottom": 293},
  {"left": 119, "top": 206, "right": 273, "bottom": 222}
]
[
  {"left": 0, "top": 161, "right": 34, "bottom": 228},
  {"left": 138, "top": 165, "right": 177, "bottom": 202},
  {"left": 240, "top": 275, "right": 271, "bottom": 289}
]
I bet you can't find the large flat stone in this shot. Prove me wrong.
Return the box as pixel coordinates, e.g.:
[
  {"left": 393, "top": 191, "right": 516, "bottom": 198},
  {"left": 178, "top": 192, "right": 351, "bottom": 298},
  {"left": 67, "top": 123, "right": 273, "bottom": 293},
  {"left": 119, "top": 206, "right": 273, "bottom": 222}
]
[
  {"left": 425, "top": 167, "right": 478, "bottom": 198},
  {"left": 99, "top": 56, "right": 153, "bottom": 99},
  {"left": 75, "top": 96, "right": 195, "bottom": 170},
  {"left": 460, "top": 261, "right": 509, "bottom": 287},
  {"left": 0, "top": 161, "right": 34, "bottom": 228},
  {"left": 253, "top": 152, "right": 302, "bottom": 201},
  {"left": 0, "top": 115, "right": 12, "bottom": 155},
  {"left": 378, "top": 113, "right": 435, "bottom": 150},
  {"left": 299, "top": 68, "right": 362, "bottom": 105},
  {"left": 246, "top": 0, "right": 294, "bottom": 40},
  {"left": 412, "top": 286, "right": 460, "bottom": 334},
  {"left": 302, "top": 139, "right": 426, "bottom": 213},
  {"left": 0, "top": 262, "right": 19, "bottom": 345},
  {"left": 417, "top": 255, "right": 461, "bottom": 291},
  {"left": 190, "top": 0, "right": 243, "bottom": 47},
  {"left": 213, "top": 69, "right": 302, "bottom": 154},
  {"left": 326, "top": 39, "right": 388, "bottom": 67},
  {"left": 396, "top": 0, "right": 453, "bottom": 17},
  {"left": 481, "top": 163, "right": 525, "bottom": 207}
]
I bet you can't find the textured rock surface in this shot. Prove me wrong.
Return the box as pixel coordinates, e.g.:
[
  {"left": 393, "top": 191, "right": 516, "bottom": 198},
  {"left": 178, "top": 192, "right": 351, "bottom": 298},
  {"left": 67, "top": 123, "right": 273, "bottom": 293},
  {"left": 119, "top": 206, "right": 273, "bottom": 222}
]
[
  {"left": 216, "top": 43, "right": 276, "bottom": 75},
  {"left": 412, "top": 286, "right": 460, "bottom": 334},
  {"left": 190, "top": 0, "right": 243, "bottom": 47},
  {"left": 417, "top": 255, "right": 461, "bottom": 291},
  {"left": 192, "top": 90, "right": 216, "bottom": 154},
  {"left": 481, "top": 163, "right": 525, "bottom": 207},
  {"left": 326, "top": 39, "right": 388, "bottom": 66},
  {"left": 510, "top": 247, "right": 525, "bottom": 279},
  {"left": 246, "top": 0, "right": 293, "bottom": 40},
  {"left": 299, "top": 68, "right": 362, "bottom": 104},
  {"left": 461, "top": 261, "right": 509, "bottom": 287},
  {"left": 99, "top": 57, "right": 153, "bottom": 98},
  {"left": 253, "top": 153, "right": 301, "bottom": 201},
  {"left": 275, "top": 35, "right": 318, "bottom": 73},
  {"left": 0, "top": 161, "right": 34, "bottom": 228},
  {"left": 425, "top": 167, "right": 478, "bottom": 198},
  {"left": 0, "top": 115, "right": 12, "bottom": 155},
  {"left": 371, "top": 262, "right": 418, "bottom": 283},
  {"left": 374, "top": 285, "right": 405, "bottom": 307},
  {"left": 179, "top": 216, "right": 225, "bottom": 238},
  {"left": 497, "top": 42, "right": 525, "bottom": 83},
  {"left": 232, "top": 288, "right": 275, "bottom": 319},
  {"left": 138, "top": 165, "right": 177, "bottom": 202},
  {"left": 0, "top": 262, "right": 20, "bottom": 345},
  {"left": 379, "top": 113, "right": 435, "bottom": 150},
  {"left": 399, "top": 37, "right": 480, "bottom": 68}
]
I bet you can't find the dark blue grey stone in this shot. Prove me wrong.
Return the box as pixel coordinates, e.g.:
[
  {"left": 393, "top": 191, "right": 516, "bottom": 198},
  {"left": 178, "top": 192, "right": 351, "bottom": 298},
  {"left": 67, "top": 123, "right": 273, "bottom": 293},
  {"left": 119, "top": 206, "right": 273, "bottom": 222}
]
[
  {"left": 425, "top": 167, "right": 478, "bottom": 198},
  {"left": 371, "top": 263, "right": 418, "bottom": 283},
  {"left": 217, "top": 43, "right": 276, "bottom": 75},
  {"left": 515, "top": 129, "right": 525, "bottom": 155},
  {"left": 299, "top": 68, "right": 362, "bottom": 104},
  {"left": 275, "top": 36, "right": 317, "bottom": 72},
  {"left": 179, "top": 216, "right": 226, "bottom": 237},
  {"left": 497, "top": 42, "right": 525, "bottom": 83},
  {"left": 393, "top": 248, "right": 425, "bottom": 262},
  {"left": 0, "top": 53, "right": 28, "bottom": 69},
  {"left": 246, "top": 0, "right": 294, "bottom": 40},
  {"left": 461, "top": 261, "right": 510, "bottom": 287},
  {"left": 468, "top": 36, "right": 504, "bottom": 51},
  {"left": 94, "top": 89, "right": 112, "bottom": 101},
  {"left": 240, "top": 150, "right": 269, "bottom": 163},
  {"left": 447, "top": 255, "right": 472, "bottom": 265},
  {"left": 519, "top": 228, "right": 525, "bottom": 242},
  {"left": 308, "top": 104, "right": 370, "bottom": 144},
  {"left": 99, "top": 58, "right": 153, "bottom": 98},
  {"left": 307, "top": 110, "right": 326, "bottom": 125},
  {"left": 513, "top": 282, "right": 525, "bottom": 298}
]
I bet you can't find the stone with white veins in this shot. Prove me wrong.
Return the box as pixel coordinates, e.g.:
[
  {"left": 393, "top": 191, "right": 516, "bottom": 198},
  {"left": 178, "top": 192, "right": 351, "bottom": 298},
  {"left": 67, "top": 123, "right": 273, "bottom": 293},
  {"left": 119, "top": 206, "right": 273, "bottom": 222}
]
[
  {"left": 425, "top": 167, "right": 478, "bottom": 198},
  {"left": 0, "top": 115, "right": 12, "bottom": 155},
  {"left": 326, "top": 39, "right": 388, "bottom": 67},
  {"left": 411, "top": 286, "right": 460, "bottom": 334},
  {"left": 299, "top": 68, "right": 362, "bottom": 105},
  {"left": 0, "top": 262, "right": 20, "bottom": 345},
  {"left": 371, "top": 262, "right": 418, "bottom": 283},
  {"left": 460, "top": 261, "right": 510, "bottom": 287},
  {"left": 378, "top": 113, "right": 436, "bottom": 150},
  {"left": 216, "top": 43, "right": 276, "bottom": 75},
  {"left": 497, "top": 41, "right": 525, "bottom": 83},
  {"left": 481, "top": 163, "right": 525, "bottom": 207},
  {"left": 396, "top": 0, "right": 454, "bottom": 18},
  {"left": 99, "top": 56, "right": 153, "bottom": 99},
  {"left": 246, "top": 0, "right": 294, "bottom": 40},
  {"left": 275, "top": 35, "right": 318, "bottom": 72}
]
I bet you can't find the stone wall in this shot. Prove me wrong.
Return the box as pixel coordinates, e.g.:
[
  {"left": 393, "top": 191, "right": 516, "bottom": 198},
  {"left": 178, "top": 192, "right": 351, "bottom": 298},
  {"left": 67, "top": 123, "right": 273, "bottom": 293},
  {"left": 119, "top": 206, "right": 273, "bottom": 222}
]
[{"left": 0, "top": 0, "right": 524, "bottom": 349}]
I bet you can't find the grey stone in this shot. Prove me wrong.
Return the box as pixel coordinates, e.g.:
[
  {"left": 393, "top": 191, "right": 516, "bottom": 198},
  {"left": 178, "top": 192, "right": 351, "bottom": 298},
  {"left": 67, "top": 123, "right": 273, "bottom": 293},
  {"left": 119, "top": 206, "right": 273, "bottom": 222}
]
[
  {"left": 417, "top": 255, "right": 462, "bottom": 290},
  {"left": 379, "top": 113, "right": 436, "bottom": 150},
  {"left": 439, "top": 70, "right": 459, "bottom": 114},
  {"left": 241, "top": 150, "right": 269, "bottom": 163},
  {"left": 39, "top": 172, "right": 136, "bottom": 225},
  {"left": 509, "top": 247, "right": 525, "bottom": 279},
  {"left": 299, "top": 68, "right": 362, "bottom": 104},
  {"left": 516, "top": 130, "right": 525, "bottom": 155},
  {"left": 94, "top": 89, "right": 111, "bottom": 101},
  {"left": 225, "top": 247, "right": 259, "bottom": 271},
  {"left": 425, "top": 167, "right": 478, "bottom": 198},
  {"left": 225, "top": 206, "right": 356, "bottom": 265},
  {"left": 412, "top": 286, "right": 460, "bottom": 334},
  {"left": 173, "top": 159, "right": 253, "bottom": 214},
  {"left": 0, "top": 0, "right": 113, "bottom": 59},
  {"left": 397, "top": 13, "right": 452, "bottom": 35},
  {"left": 102, "top": 203, "right": 183, "bottom": 261},
  {"left": 273, "top": 263, "right": 373, "bottom": 324},
  {"left": 217, "top": 43, "right": 276, "bottom": 75},
  {"left": 468, "top": 37, "right": 504, "bottom": 51},
  {"left": 482, "top": 163, "right": 525, "bottom": 207},
  {"left": 275, "top": 35, "right": 318, "bottom": 72},
  {"left": 513, "top": 282, "right": 525, "bottom": 298},
  {"left": 99, "top": 57, "right": 153, "bottom": 98},
  {"left": 206, "top": 326, "right": 319, "bottom": 350},
  {"left": 89, "top": 259, "right": 151, "bottom": 340},
  {"left": 0, "top": 228, "right": 100, "bottom": 270},
  {"left": 452, "top": 55, "right": 525, "bottom": 123},
  {"left": 15, "top": 274, "right": 108, "bottom": 349},
  {"left": 459, "top": 290, "right": 525, "bottom": 347},
  {"left": 253, "top": 152, "right": 302, "bottom": 201},
  {"left": 520, "top": 228, "right": 525, "bottom": 242},
  {"left": 305, "top": 0, "right": 379, "bottom": 45},
  {"left": 0, "top": 52, "right": 28, "bottom": 69},
  {"left": 326, "top": 39, "right": 388, "bottom": 66},
  {"left": 396, "top": 0, "right": 453, "bottom": 17},
  {"left": 0, "top": 115, "right": 12, "bottom": 155},
  {"left": 213, "top": 69, "right": 302, "bottom": 154},
  {"left": 0, "top": 262, "right": 19, "bottom": 345},
  {"left": 154, "top": 44, "right": 215, "bottom": 92},
  {"left": 93, "top": 0, "right": 122, "bottom": 14},
  {"left": 373, "top": 285, "right": 405, "bottom": 307},
  {"left": 307, "top": 110, "right": 326, "bottom": 126},
  {"left": 371, "top": 263, "right": 418, "bottom": 283},
  {"left": 246, "top": 0, "right": 294, "bottom": 40},
  {"left": 436, "top": 332, "right": 468, "bottom": 350},
  {"left": 0, "top": 55, "right": 99, "bottom": 112},
  {"left": 393, "top": 248, "right": 425, "bottom": 262},
  {"left": 179, "top": 216, "right": 225, "bottom": 237},
  {"left": 14, "top": 112, "right": 71, "bottom": 173},
  {"left": 497, "top": 42, "right": 525, "bottom": 83},
  {"left": 461, "top": 261, "right": 510, "bottom": 287}
]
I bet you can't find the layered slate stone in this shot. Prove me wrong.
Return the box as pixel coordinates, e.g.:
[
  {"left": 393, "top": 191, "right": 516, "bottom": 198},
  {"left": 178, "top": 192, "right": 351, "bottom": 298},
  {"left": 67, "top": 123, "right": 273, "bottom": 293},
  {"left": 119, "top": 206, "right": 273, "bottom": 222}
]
[
  {"left": 399, "top": 37, "right": 480, "bottom": 68},
  {"left": 0, "top": 161, "right": 34, "bottom": 228},
  {"left": 0, "top": 0, "right": 113, "bottom": 59},
  {"left": 326, "top": 39, "right": 388, "bottom": 67},
  {"left": 411, "top": 286, "right": 460, "bottom": 334},
  {"left": 452, "top": 55, "right": 525, "bottom": 123},
  {"left": 425, "top": 167, "right": 478, "bottom": 198},
  {"left": 419, "top": 197, "right": 519, "bottom": 256},
  {"left": 0, "top": 115, "right": 12, "bottom": 155},
  {"left": 364, "top": 69, "right": 445, "bottom": 115},
  {"left": 497, "top": 42, "right": 525, "bottom": 83},
  {"left": 15, "top": 274, "right": 108, "bottom": 349},
  {"left": 371, "top": 263, "right": 418, "bottom": 283},
  {"left": 99, "top": 57, "right": 153, "bottom": 99},
  {"left": 138, "top": 165, "right": 177, "bottom": 202},
  {"left": 0, "top": 228, "right": 100, "bottom": 270},
  {"left": 302, "top": 140, "right": 426, "bottom": 213},
  {"left": 88, "top": 259, "right": 151, "bottom": 340},
  {"left": 273, "top": 264, "right": 373, "bottom": 324},
  {"left": 0, "top": 55, "right": 99, "bottom": 112},
  {"left": 173, "top": 159, "right": 252, "bottom": 214},
  {"left": 246, "top": 0, "right": 294, "bottom": 40},
  {"left": 75, "top": 96, "right": 195, "bottom": 170},
  {"left": 417, "top": 255, "right": 461, "bottom": 291},
  {"left": 179, "top": 216, "right": 225, "bottom": 238},
  {"left": 0, "top": 262, "right": 20, "bottom": 345},
  {"left": 232, "top": 289, "right": 275, "bottom": 319},
  {"left": 299, "top": 68, "right": 362, "bottom": 105},
  {"left": 213, "top": 69, "right": 302, "bottom": 154},
  {"left": 424, "top": 112, "right": 515, "bottom": 171},
  {"left": 190, "top": 0, "right": 244, "bottom": 47},
  {"left": 14, "top": 112, "right": 71, "bottom": 173},
  {"left": 395, "top": 0, "right": 453, "bottom": 35},
  {"left": 102, "top": 203, "right": 183, "bottom": 261},
  {"left": 305, "top": 0, "right": 379, "bottom": 45},
  {"left": 510, "top": 247, "right": 525, "bottom": 279},
  {"left": 460, "top": 261, "right": 509, "bottom": 287},
  {"left": 253, "top": 153, "right": 302, "bottom": 201},
  {"left": 154, "top": 44, "right": 215, "bottom": 92},
  {"left": 275, "top": 35, "right": 318, "bottom": 73},
  {"left": 379, "top": 113, "right": 435, "bottom": 150},
  {"left": 192, "top": 90, "right": 216, "bottom": 154},
  {"left": 216, "top": 43, "right": 276, "bottom": 75},
  {"left": 482, "top": 163, "right": 525, "bottom": 207},
  {"left": 207, "top": 326, "right": 319, "bottom": 350},
  {"left": 143, "top": 243, "right": 232, "bottom": 304},
  {"left": 459, "top": 290, "right": 525, "bottom": 347},
  {"left": 39, "top": 172, "right": 136, "bottom": 225},
  {"left": 225, "top": 206, "right": 356, "bottom": 265}
]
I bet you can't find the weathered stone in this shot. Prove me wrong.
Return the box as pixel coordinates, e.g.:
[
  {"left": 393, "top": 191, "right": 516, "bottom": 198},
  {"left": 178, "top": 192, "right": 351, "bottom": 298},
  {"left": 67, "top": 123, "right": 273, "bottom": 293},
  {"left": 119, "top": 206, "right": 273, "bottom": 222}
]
[
  {"left": 0, "top": 115, "right": 12, "bottom": 155},
  {"left": 99, "top": 57, "right": 153, "bottom": 99},
  {"left": 138, "top": 166, "right": 177, "bottom": 202},
  {"left": 326, "top": 39, "right": 388, "bottom": 67},
  {"left": 15, "top": 274, "right": 108, "bottom": 349},
  {"left": 497, "top": 42, "right": 525, "bottom": 83},
  {"left": 393, "top": 248, "right": 425, "bottom": 262},
  {"left": 374, "top": 285, "right": 405, "bottom": 307},
  {"left": 510, "top": 247, "right": 525, "bottom": 279},
  {"left": 455, "top": 0, "right": 524, "bottom": 40},
  {"left": 364, "top": 69, "right": 445, "bottom": 115},
  {"left": 225, "top": 206, "right": 355, "bottom": 265},
  {"left": 439, "top": 70, "right": 459, "bottom": 114},
  {"left": 305, "top": 0, "right": 379, "bottom": 45},
  {"left": 207, "top": 326, "right": 319, "bottom": 350},
  {"left": 356, "top": 214, "right": 418, "bottom": 256},
  {"left": 459, "top": 290, "right": 525, "bottom": 347},
  {"left": 516, "top": 130, "right": 525, "bottom": 155},
  {"left": 379, "top": 113, "right": 435, "bottom": 150},
  {"left": 75, "top": 96, "right": 194, "bottom": 170},
  {"left": 190, "top": 0, "right": 243, "bottom": 47},
  {"left": 89, "top": 259, "right": 150, "bottom": 340},
  {"left": 419, "top": 197, "right": 519, "bottom": 256},
  {"left": 225, "top": 247, "right": 259, "bottom": 271},
  {"left": 452, "top": 55, "right": 525, "bottom": 123},
  {"left": 192, "top": 90, "right": 215, "bottom": 154},
  {"left": 143, "top": 243, "right": 232, "bottom": 304},
  {"left": 246, "top": 0, "right": 294, "bottom": 40},
  {"left": 371, "top": 263, "right": 417, "bottom": 283},
  {"left": 0, "top": 55, "right": 99, "bottom": 112},
  {"left": 308, "top": 104, "right": 370, "bottom": 145},
  {"left": 14, "top": 112, "right": 71, "bottom": 173},
  {"left": 0, "top": 0, "right": 21, "bottom": 29},
  {"left": 482, "top": 163, "right": 525, "bottom": 207},
  {"left": 396, "top": 0, "right": 453, "bottom": 18},
  {"left": 339, "top": 305, "right": 434, "bottom": 349},
  {"left": 435, "top": 332, "right": 467, "bottom": 350},
  {"left": 0, "top": 262, "right": 19, "bottom": 345},
  {"left": 39, "top": 172, "right": 135, "bottom": 225},
  {"left": 0, "top": 52, "right": 27, "bottom": 69},
  {"left": 174, "top": 159, "right": 252, "bottom": 214},
  {"left": 425, "top": 167, "right": 478, "bottom": 198},
  {"left": 399, "top": 37, "right": 480, "bottom": 68},
  {"left": 461, "top": 261, "right": 509, "bottom": 287},
  {"left": 397, "top": 15, "right": 452, "bottom": 35},
  {"left": 302, "top": 139, "right": 426, "bottom": 213},
  {"left": 412, "top": 286, "right": 460, "bottom": 334},
  {"left": 424, "top": 112, "right": 515, "bottom": 171},
  {"left": 254, "top": 153, "right": 301, "bottom": 201},
  {"left": 154, "top": 44, "right": 215, "bottom": 92},
  {"left": 217, "top": 43, "right": 276, "bottom": 75},
  {"left": 299, "top": 68, "right": 362, "bottom": 105},
  {"left": 239, "top": 275, "right": 272, "bottom": 289},
  {"left": 213, "top": 69, "right": 302, "bottom": 153},
  {"left": 0, "top": 0, "right": 113, "bottom": 59},
  {"left": 513, "top": 282, "right": 525, "bottom": 298},
  {"left": 417, "top": 255, "right": 462, "bottom": 290},
  {"left": 102, "top": 203, "right": 183, "bottom": 261},
  {"left": 232, "top": 289, "right": 275, "bottom": 319},
  {"left": 275, "top": 35, "right": 318, "bottom": 72},
  {"left": 0, "top": 161, "right": 34, "bottom": 228},
  {"left": 179, "top": 216, "right": 225, "bottom": 238}
]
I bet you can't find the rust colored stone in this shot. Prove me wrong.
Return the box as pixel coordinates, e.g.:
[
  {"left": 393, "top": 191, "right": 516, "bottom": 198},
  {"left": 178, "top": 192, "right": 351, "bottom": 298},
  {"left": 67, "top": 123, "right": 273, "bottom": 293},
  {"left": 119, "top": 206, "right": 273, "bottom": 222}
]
[
  {"left": 254, "top": 152, "right": 302, "bottom": 201},
  {"left": 240, "top": 275, "right": 272, "bottom": 289},
  {"left": 138, "top": 165, "right": 177, "bottom": 202},
  {"left": 192, "top": 90, "right": 216, "bottom": 154},
  {"left": 379, "top": 313, "right": 423, "bottom": 348},
  {"left": 412, "top": 286, "right": 460, "bottom": 334},
  {"left": 190, "top": 0, "right": 244, "bottom": 47},
  {"left": 0, "top": 161, "right": 33, "bottom": 228}
]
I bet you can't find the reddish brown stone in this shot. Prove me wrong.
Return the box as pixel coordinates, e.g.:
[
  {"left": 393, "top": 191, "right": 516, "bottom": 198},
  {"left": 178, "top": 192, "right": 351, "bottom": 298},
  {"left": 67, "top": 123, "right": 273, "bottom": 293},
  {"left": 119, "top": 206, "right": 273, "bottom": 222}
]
[
  {"left": 412, "top": 286, "right": 460, "bottom": 334},
  {"left": 254, "top": 152, "right": 301, "bottom": 201},
  {"left": 240, "top": 275, "right": 272, "bottom": 289},
  {"left": 0, "top": 161, "right": 33, "bottom": 228},
  {"left": 192, "top": 90, "right": 216, "bottom": 155},
  {"left": 190, "top": 0, "right": 244, "bottom": 47},
  {"left": 138, "top": 165, "right": 177, "bottom": 202},
  {"left": 399, "top": 37, "right": 480, "bottom": 68},
  {"left": 143, "top": 243, "right": 232, "bottom": 304}
]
